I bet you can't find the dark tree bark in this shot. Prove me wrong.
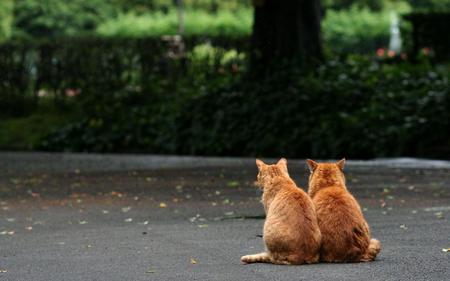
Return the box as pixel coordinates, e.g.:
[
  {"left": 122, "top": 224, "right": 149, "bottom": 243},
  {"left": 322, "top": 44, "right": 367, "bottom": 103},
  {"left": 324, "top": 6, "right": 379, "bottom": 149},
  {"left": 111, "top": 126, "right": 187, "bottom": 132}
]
[{"left": 251, "top": 0, "right": 323, "bottom": 70}]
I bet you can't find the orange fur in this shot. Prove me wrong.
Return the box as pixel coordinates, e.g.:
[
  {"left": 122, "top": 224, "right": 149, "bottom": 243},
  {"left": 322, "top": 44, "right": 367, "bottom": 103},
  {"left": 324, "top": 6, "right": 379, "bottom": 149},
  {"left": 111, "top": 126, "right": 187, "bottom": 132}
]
[
  {"left": 241, "top": 158, "right": 321, "bottom": 265},
  {"left": 306, "top": 159, "right": 381, "bottom": 263}
]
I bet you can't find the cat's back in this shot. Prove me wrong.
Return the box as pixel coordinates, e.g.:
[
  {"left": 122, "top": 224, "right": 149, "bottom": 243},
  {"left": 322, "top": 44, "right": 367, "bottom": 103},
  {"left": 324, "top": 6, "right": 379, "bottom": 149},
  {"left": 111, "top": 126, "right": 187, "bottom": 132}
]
[
  {"left": 313, "top": 185, "right": 361, "bottom": 216},
  {"left": 276, "top": 181, "right": 315, "bottom": 213},
  {"left": 268, "top": 182, "right": 319, "bottom": 235},
  {"left": 265, "top": 181, "right": 321, "bottom": 253},
  {"left": 313, "top": 185, "right": 370, "bottom": 262}
]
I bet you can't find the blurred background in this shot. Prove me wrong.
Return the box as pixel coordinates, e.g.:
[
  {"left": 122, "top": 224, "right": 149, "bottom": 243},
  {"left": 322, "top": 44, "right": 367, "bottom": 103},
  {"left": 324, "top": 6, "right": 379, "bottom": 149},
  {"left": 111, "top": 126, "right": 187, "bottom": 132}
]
[{"left": 0, "top": 0, "right": 448, "bottom": 159}]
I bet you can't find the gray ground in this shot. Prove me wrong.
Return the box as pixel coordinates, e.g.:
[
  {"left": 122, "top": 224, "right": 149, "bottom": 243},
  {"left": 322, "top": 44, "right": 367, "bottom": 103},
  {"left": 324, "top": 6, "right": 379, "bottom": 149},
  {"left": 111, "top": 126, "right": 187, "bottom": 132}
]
[{"left": 0, "top": 153, "right": 449, "bottom": 281}]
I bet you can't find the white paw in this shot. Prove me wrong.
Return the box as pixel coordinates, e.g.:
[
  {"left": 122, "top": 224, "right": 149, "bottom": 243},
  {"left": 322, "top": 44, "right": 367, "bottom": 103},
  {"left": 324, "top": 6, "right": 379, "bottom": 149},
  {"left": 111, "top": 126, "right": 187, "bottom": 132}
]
[{"left": 241, "top": 255, "right": 251, "bottom": 263}]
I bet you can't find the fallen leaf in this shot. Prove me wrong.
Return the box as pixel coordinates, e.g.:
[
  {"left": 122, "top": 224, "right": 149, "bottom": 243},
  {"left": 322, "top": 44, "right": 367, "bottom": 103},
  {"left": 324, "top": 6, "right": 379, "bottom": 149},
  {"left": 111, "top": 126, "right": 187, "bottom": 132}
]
[
  {"left": 111, "top": 191, "right": 123, "bottom": 198},
  {"left": 227, "top": 181, "right": 239, "bottom": 187},
  {"left": 190, "top": 258, "right": 197, "bottom": 264},
  {"left": 189, "top": 214, "right": 201, "bottom": 222},
  {"left": 30, "top": 192, "right": 40, "bottom": 198},
  {"left": 159, "top": 202, "right": 167, "bottom": 208},
  {"left": 434, "top": 212, "right": 444, "bottom": 219}
]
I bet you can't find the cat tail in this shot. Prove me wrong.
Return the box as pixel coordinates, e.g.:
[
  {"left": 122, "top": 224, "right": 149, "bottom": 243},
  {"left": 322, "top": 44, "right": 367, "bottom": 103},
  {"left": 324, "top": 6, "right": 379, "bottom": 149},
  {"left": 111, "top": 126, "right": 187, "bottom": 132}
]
[
  {"left": 241, "top": 252, "right": 273, "bottom": 264},
  {"left": 361, "top": 239, "right": 381, "bottom": 262}
]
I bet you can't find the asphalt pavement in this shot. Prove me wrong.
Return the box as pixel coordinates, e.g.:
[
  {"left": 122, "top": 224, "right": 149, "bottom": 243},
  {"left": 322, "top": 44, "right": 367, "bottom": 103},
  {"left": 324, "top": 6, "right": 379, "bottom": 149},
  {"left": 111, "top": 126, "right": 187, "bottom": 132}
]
[{"left": 0, "top": 153, "right": 449, "bottom": 281}]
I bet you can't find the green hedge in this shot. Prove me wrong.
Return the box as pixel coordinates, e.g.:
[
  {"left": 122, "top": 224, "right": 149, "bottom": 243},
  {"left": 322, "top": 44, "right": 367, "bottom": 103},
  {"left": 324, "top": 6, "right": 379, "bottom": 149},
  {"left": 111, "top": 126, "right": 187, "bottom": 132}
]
[{"left": 39, "top": 57, "right": 450, "bottom": 159}]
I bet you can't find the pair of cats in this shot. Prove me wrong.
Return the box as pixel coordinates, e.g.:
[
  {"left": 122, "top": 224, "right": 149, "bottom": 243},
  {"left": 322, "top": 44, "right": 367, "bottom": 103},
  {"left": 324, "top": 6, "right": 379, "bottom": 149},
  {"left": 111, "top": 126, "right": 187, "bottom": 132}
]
[{"left": 241, "top": 158, "right": 381, "bottom": 265}]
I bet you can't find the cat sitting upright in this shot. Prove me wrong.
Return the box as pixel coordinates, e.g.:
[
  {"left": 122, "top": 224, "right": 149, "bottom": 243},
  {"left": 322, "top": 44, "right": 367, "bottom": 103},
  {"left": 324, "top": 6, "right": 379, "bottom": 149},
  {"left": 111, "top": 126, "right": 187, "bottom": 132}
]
[
  {"left": 306, "top": 159, "right": 381, "bottom": 262},
  {"left": 241, "top": 158, "right": 321, "bottom": 265}
]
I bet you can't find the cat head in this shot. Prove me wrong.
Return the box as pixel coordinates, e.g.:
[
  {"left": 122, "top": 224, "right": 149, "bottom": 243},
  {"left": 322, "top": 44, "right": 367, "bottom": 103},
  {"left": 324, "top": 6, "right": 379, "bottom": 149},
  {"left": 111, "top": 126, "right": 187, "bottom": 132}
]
[
  {"left": 306, "top": 158, "right": 346, "bottom": 190},
  {"left": 255, "top": 158, "right": 289, "bottom": 188}
]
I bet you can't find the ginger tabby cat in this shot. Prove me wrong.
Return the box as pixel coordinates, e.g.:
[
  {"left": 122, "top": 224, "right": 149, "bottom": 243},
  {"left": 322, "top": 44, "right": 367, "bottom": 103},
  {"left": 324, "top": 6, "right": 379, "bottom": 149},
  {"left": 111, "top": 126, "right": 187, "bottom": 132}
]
[
  {"left": 241, "top": 158, "right": 321, "bottom": 265},
  {"left": 306, "top": 159, "right": 381, "bottom": 262}
]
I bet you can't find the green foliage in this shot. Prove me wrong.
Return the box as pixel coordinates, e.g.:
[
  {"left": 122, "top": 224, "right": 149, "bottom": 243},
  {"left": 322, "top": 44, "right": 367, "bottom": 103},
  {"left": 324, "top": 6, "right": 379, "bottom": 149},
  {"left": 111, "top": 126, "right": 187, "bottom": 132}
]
[
  {"left": 12, "top": 0, "right": 117, "bottom": 39},
  {"left": 97, "top": 9, "right": 252, "bottom": 37},
  {"left": 322, "top": 0, "right": 384, "bottom": 11},
  {"left": 0, "top": 0, "right": 14, "bottom": 41},
  {"left": 6, "top": 0, "right": 415, "bottom": 54},
  {"left": 409, "top": 0, "right": 450, "bottom": 11},
  {"left": 0, "top": 99, "right": 79, "bottom": 150},
  {"left": 323, "top": 7, "right": 392, "bottom": 53},
  {"left": 38, "top": 57, "right": 450, "bottom": 159},
  {"left": 172, "top": 58, "right": 449, "bottom": 158},
  {"left": 97, "top": 7, "right": 405, "bottom": 54},
  {"left": 115, "top": 0, "right": 249, "bottom": 13}
]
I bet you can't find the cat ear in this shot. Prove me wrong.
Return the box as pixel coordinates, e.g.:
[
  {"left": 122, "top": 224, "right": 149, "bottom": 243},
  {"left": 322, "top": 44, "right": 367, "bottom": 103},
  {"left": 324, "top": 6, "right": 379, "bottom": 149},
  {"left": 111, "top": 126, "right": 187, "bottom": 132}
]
[
  {"left": 306, "top": 159, "right": 318, "bottom": 173},
  {"left": 337, "top": 158, "right": 346, "bottom": 171},
  {"left": 277, "top": 158, "right": 287, "bottom": 166},
  {"left": 256, "top": 159, "right": 265, "bottom": 170},
  {"left": 277, "top": 158, "right": 289, "bottom": 174}
]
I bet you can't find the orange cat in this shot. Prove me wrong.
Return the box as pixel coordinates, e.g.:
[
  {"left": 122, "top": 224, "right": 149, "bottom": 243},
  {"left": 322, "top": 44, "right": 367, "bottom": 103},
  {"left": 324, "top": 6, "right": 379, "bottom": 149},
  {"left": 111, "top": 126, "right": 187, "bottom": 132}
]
[
  {"left": 241, "top": 158, "right": 321, "bottom": 265},
  {"left": 306, "top": 159, "right": 381, "bottom": 262}
]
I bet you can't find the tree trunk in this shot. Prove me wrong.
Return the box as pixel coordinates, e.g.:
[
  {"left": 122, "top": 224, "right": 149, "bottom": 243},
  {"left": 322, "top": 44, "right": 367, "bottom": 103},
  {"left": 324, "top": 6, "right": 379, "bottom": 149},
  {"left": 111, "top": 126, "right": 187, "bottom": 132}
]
[{"left": 251, "top": 0, "right": 323, "bottom": 70}]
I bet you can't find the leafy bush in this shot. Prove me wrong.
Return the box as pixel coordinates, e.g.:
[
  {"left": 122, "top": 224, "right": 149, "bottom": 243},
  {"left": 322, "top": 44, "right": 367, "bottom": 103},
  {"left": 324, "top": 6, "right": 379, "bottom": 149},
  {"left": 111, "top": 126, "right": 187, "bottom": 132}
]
[
  {"left": 322, "top": 7, "right": 392, "bottom": 53},
  {"left": 173, "top": 58, "right": 449, "bottom": 158},
  {"left": 0, "top": 0, "right": 13, "bottom": 42},
  {"left": 97, "top": 9, "right": 252, "bottom": 37},
  {"left": 40, "top": 57, "right": 450, "bottom": 159},
  {"left": 12, "top": 0, "right": 117, "bottom": 39}
]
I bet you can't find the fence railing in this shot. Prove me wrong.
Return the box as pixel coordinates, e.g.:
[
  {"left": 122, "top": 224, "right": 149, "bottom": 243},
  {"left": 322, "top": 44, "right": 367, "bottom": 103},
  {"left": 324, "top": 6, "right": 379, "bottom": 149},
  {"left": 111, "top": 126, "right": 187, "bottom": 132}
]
[{"left": 0, "top": 36, "right": 249, "bottom": 102}]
